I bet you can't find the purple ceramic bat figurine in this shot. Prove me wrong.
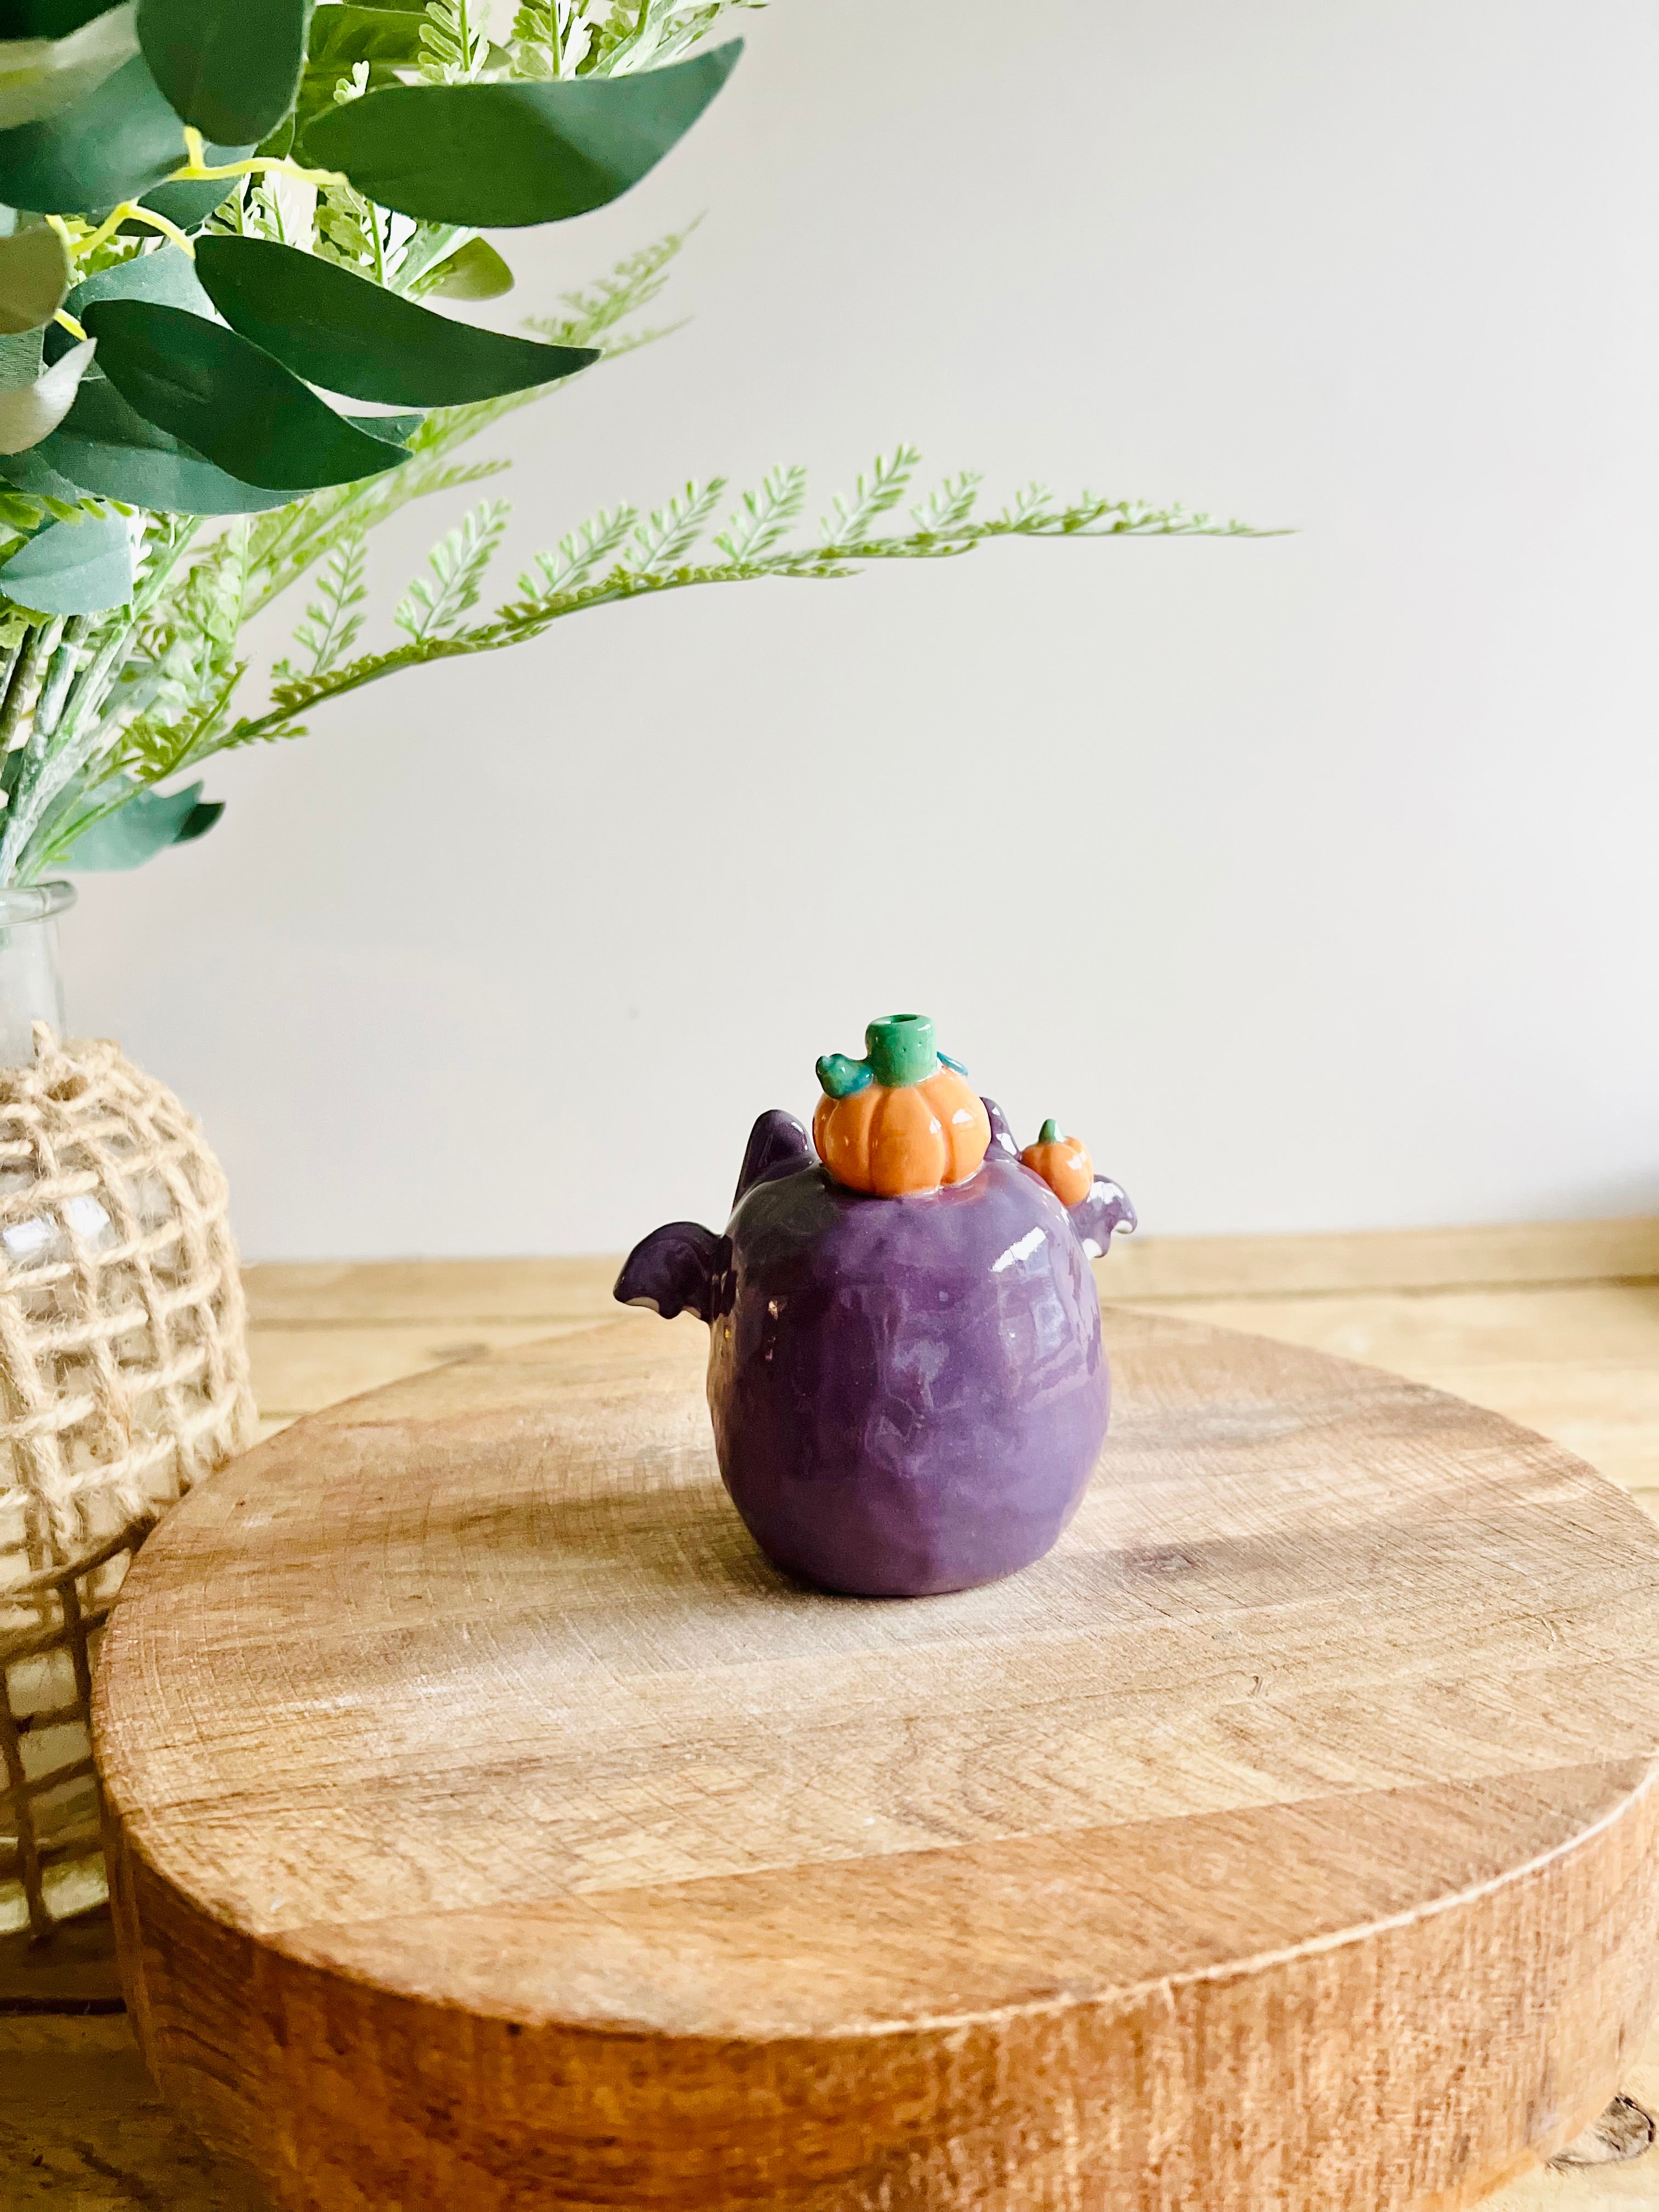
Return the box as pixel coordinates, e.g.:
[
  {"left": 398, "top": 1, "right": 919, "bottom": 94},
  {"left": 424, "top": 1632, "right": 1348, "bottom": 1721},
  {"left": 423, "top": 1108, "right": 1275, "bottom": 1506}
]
[{"left": 614, "top": 1014, "right": 1134, "bottom": 1598}]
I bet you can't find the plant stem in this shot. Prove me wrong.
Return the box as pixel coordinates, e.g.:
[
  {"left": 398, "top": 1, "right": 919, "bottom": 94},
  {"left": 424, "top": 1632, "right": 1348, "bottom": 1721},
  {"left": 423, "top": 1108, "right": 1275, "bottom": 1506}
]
[
  {"left": 33, "top": 616, "right": 92, "bottom": 744},
  {"left": 170, "top": 126, "right": 346, "bottom": 191},
  {"left": 57, "top": 618, "right": 135, "bottom": 748},
  {"left": 0, "top": 621, "right": 54, "bottom": 756},
  {"left": 0, "top": 620, "right": 63, "bottom": 877},
  {"left": 5, "top": 714, "right": 117, "bottom": 882},
  {"left": 0, "top": 632, "right": 22, "bottom": 717}
]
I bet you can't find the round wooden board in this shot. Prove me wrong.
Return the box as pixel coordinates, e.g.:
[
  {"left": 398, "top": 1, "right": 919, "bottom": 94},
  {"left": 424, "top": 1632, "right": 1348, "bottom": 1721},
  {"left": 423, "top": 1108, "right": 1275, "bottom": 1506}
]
[{"left": 94, "top": 1306, "right": 1659, "bottom": 2212}]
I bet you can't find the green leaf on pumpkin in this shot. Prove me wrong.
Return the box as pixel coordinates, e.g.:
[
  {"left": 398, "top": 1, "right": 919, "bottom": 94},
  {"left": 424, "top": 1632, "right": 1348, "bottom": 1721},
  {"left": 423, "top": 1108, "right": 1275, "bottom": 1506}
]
[
  {"left": 137, "top": 0, "right": 311, "bottom": 145},
  {"left": 0, "top": 504, "right": 129, "bottom": 608},
  {"left": 194, "top": 236, "right": 591, "bottom": 404},
  {"left": 0, "top": 219, "right": 69, "bottom": 332},
  {"left": 59, "top": 775, "right": 222, "bottom": 868},
  {"left": 298, "top": 38, "right": 740, "bottom": 226},
  {"left": 81, "top": 297, "right": 411, "bottom": 490}
]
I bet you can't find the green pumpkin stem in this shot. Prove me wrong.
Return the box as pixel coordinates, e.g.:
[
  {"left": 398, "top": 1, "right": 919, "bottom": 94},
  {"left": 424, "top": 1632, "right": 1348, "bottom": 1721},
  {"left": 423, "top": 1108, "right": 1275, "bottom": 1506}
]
[
  {"left": 1038, "top": 1118, "right": 1063, "bottom": 1144},
  {"left": 865, "top": 1013, "right": 938, "bottom": 1088}
]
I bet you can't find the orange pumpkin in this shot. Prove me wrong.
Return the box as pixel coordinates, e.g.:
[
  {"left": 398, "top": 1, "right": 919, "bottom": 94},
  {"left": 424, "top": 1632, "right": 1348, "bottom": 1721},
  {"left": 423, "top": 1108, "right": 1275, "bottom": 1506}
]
[
  {"left": 813, "top": 1014, "right": 990, "bottom": 1197},
  {"left": 1020, "top": 1119, "right": 1093, "bottom": 1207},
  {"left": 815, "top": 1068, "right": 990, "bottom": 1197}
]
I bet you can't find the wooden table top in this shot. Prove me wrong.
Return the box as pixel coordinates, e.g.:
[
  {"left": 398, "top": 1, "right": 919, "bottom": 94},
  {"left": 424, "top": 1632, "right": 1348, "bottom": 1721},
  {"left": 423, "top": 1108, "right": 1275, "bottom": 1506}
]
[
  {"left": 5, "top": 1215, "right": 1659, "bottom": 2209},
  {"left": 93, "top": 1295, "right": 1659, "bottom": 2210}
]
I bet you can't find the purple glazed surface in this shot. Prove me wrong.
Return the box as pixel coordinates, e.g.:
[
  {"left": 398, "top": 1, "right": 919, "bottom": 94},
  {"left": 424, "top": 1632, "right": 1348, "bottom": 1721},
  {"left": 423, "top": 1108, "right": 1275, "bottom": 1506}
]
[{"left": 615, "top": 1098, "right": 1133, "bottom": 1599}]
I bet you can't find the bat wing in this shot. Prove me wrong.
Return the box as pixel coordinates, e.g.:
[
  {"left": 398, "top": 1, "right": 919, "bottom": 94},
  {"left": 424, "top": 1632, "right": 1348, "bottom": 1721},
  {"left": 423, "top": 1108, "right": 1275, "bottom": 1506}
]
[{"left": 613, "top": 1221, "right": 729, "bottom": 1323}]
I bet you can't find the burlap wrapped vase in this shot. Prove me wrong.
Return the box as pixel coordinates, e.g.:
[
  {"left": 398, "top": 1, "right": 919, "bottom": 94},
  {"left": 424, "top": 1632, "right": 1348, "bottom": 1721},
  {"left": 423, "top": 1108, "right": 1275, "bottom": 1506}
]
[{"left": 0, "top": 1025, "right": 253, "bottom": 1943}]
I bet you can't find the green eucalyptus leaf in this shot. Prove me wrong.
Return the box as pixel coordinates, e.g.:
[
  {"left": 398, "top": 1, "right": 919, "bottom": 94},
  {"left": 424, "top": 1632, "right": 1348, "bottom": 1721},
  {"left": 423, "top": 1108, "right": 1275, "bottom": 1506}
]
[
  {"left": 194, "top": 236, "right": 591, "bottom": 404},
  {"left": 129, "top": 167, "right": 238, "bottom": 230},
  {"left": 137, "top": 0, "right": 311, "bottom": 145},
  {"left": 0, "top": 329, "right": 91, "bottom": 450},
  {"left": 66, "top": 236, "right": 212, "bottom": 315},
  {"left": 352, "top": 408, "right": 420, "bottom": 444},
  {"left": 0, "top": 324, "right": 39, "bottom": 384},
  {"left": 0, "top": 436, "right": 76, "bottom": 495},
  {"left": 0, "top": 50, "right": 181, "bottom": 210},
  {"left": 307, "top": 1, "right": 421, "bottom": 66},
  {"left": 0, "top": 217, "right": 68, "bottom": 331},
  {"left": 417, "top": 234, "right": 511, "bottom": 301},
  {"left": 0, "top": 504, "right": 128, "bottom": 608},
  {"left": 0, "top": 1, "right": 138, "bottom": 131},
  {"left": 60, "top": 776, "right": 222, "bottom": 868},
  {"left": 6, "top": 373, "right": 303, "bottom": 509},
  {"left": 299, "top": 40, "right": 741, "bottom": 226},
  {"left": 82, "top": 297, "right": 410, "bottom": 490},
  {"left": 0, "top": 0, "right": 119, "bottom": 37},
  {"left": 44, "top": 236, "right": 213, "bottom": 361},
  {"left": 0, "top": 47, "right": 247, "bottom": 215}
]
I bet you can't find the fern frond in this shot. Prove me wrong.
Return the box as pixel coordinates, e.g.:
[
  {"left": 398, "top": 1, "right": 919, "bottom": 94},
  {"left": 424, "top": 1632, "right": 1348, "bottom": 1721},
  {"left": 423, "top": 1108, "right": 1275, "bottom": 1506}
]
[
  {"left": 418, "top": 0, "right": 489, "bottom": 81},
  {"left": 241, "top": 450, "right": 512, "bottom": 623},
  {"left": 276, "top": 531, "right": 368, "bottom": 681},
  {"left": 714, "top": 465, "right": 806, "bottom": 560},
  {"left": 205, "top": 469, "right": 1274, "bottom": 761},
  {"left": 912, "top": 470, "right": 981, "bottom": 534},
  {"left": 114, "top": 662, "right": 248, "bottom": 786},
  {"left": 392, "top": 456, "right": 511, "bottom": 503},
  {"left": 523, "top": 225, "right": 695, "bottom": 353},
  {"left": 394, "top": 499, "right": 511, "bottom": 640},
  {"left": 510, "top": 0, "right": 591, "bottom": 77},
  {"left": 1001, "top": 482, "right": 1052, "bottom": 526},
  {"left": 820, "top": 445, "right": 921, "bottom": 541},
  {"left": 628, "top": 478, "right": 726, "bottom": 575},
  {"left": 316, "top": 184, "right": 385, "bottom": 278},
  {"left": 586, "top": 0, "right": 760, "bottom": 76},
  {"left": 240, "top": 641, "right": 454, "bottom": 743},
  {"left": 518, "top": 505, "right": 637, "bottom": 599}
]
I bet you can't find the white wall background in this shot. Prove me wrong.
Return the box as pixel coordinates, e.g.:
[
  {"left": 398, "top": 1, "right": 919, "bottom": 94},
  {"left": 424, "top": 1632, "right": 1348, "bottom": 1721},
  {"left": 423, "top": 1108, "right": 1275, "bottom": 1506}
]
[{"left": 61, "top": 0, "right": 1659, "bottom": 1258}]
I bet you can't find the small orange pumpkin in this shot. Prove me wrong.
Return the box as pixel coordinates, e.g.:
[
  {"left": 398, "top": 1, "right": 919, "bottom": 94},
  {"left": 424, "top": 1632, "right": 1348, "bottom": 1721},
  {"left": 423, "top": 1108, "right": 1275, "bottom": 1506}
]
[
  {"left": 1020, "top": 1119, "right": 1093, "bottom": 1207},
  {"left": 813, "top": 1014, "right": 990, "bottom": 1198}
]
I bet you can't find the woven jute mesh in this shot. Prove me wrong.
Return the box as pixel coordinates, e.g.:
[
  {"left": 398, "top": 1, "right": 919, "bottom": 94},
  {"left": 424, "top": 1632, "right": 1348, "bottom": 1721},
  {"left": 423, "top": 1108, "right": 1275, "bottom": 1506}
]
[{"left": 0, "top": 1025, "right": 253, "bottom": 1940}]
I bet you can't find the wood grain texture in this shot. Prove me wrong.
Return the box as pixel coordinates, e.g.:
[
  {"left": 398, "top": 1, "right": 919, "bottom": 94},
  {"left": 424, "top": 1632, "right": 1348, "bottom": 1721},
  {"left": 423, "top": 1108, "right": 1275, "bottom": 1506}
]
[
  {"left": 92, "top": 1305, "right": 1659, "bottom": 2212},
  {"left": 0, "top": 2015, "right": 264, "bottom": 2208},
  {"left": 245, "top": 1317, "right": 605, "bottom": 1421},
  {"left": 1153, "top": 1286, "right": 1659, "bottom": 1492},
  {"left": 235, "top": 1215, "right": 1659, "bottom": 1323}
]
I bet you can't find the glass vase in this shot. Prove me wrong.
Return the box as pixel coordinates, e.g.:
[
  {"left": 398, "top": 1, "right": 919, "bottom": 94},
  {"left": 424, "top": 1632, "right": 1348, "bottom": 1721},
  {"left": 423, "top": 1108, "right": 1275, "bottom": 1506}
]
[{"left": 0, "top": 882, "right": 69, "bottom": 1070}]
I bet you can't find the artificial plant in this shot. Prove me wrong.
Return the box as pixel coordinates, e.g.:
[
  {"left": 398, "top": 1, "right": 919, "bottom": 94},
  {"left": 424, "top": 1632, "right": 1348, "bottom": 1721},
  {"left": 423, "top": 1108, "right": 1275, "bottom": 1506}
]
[{"left": 0, "top": 0, "right": 1251, "bottom": 884}]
